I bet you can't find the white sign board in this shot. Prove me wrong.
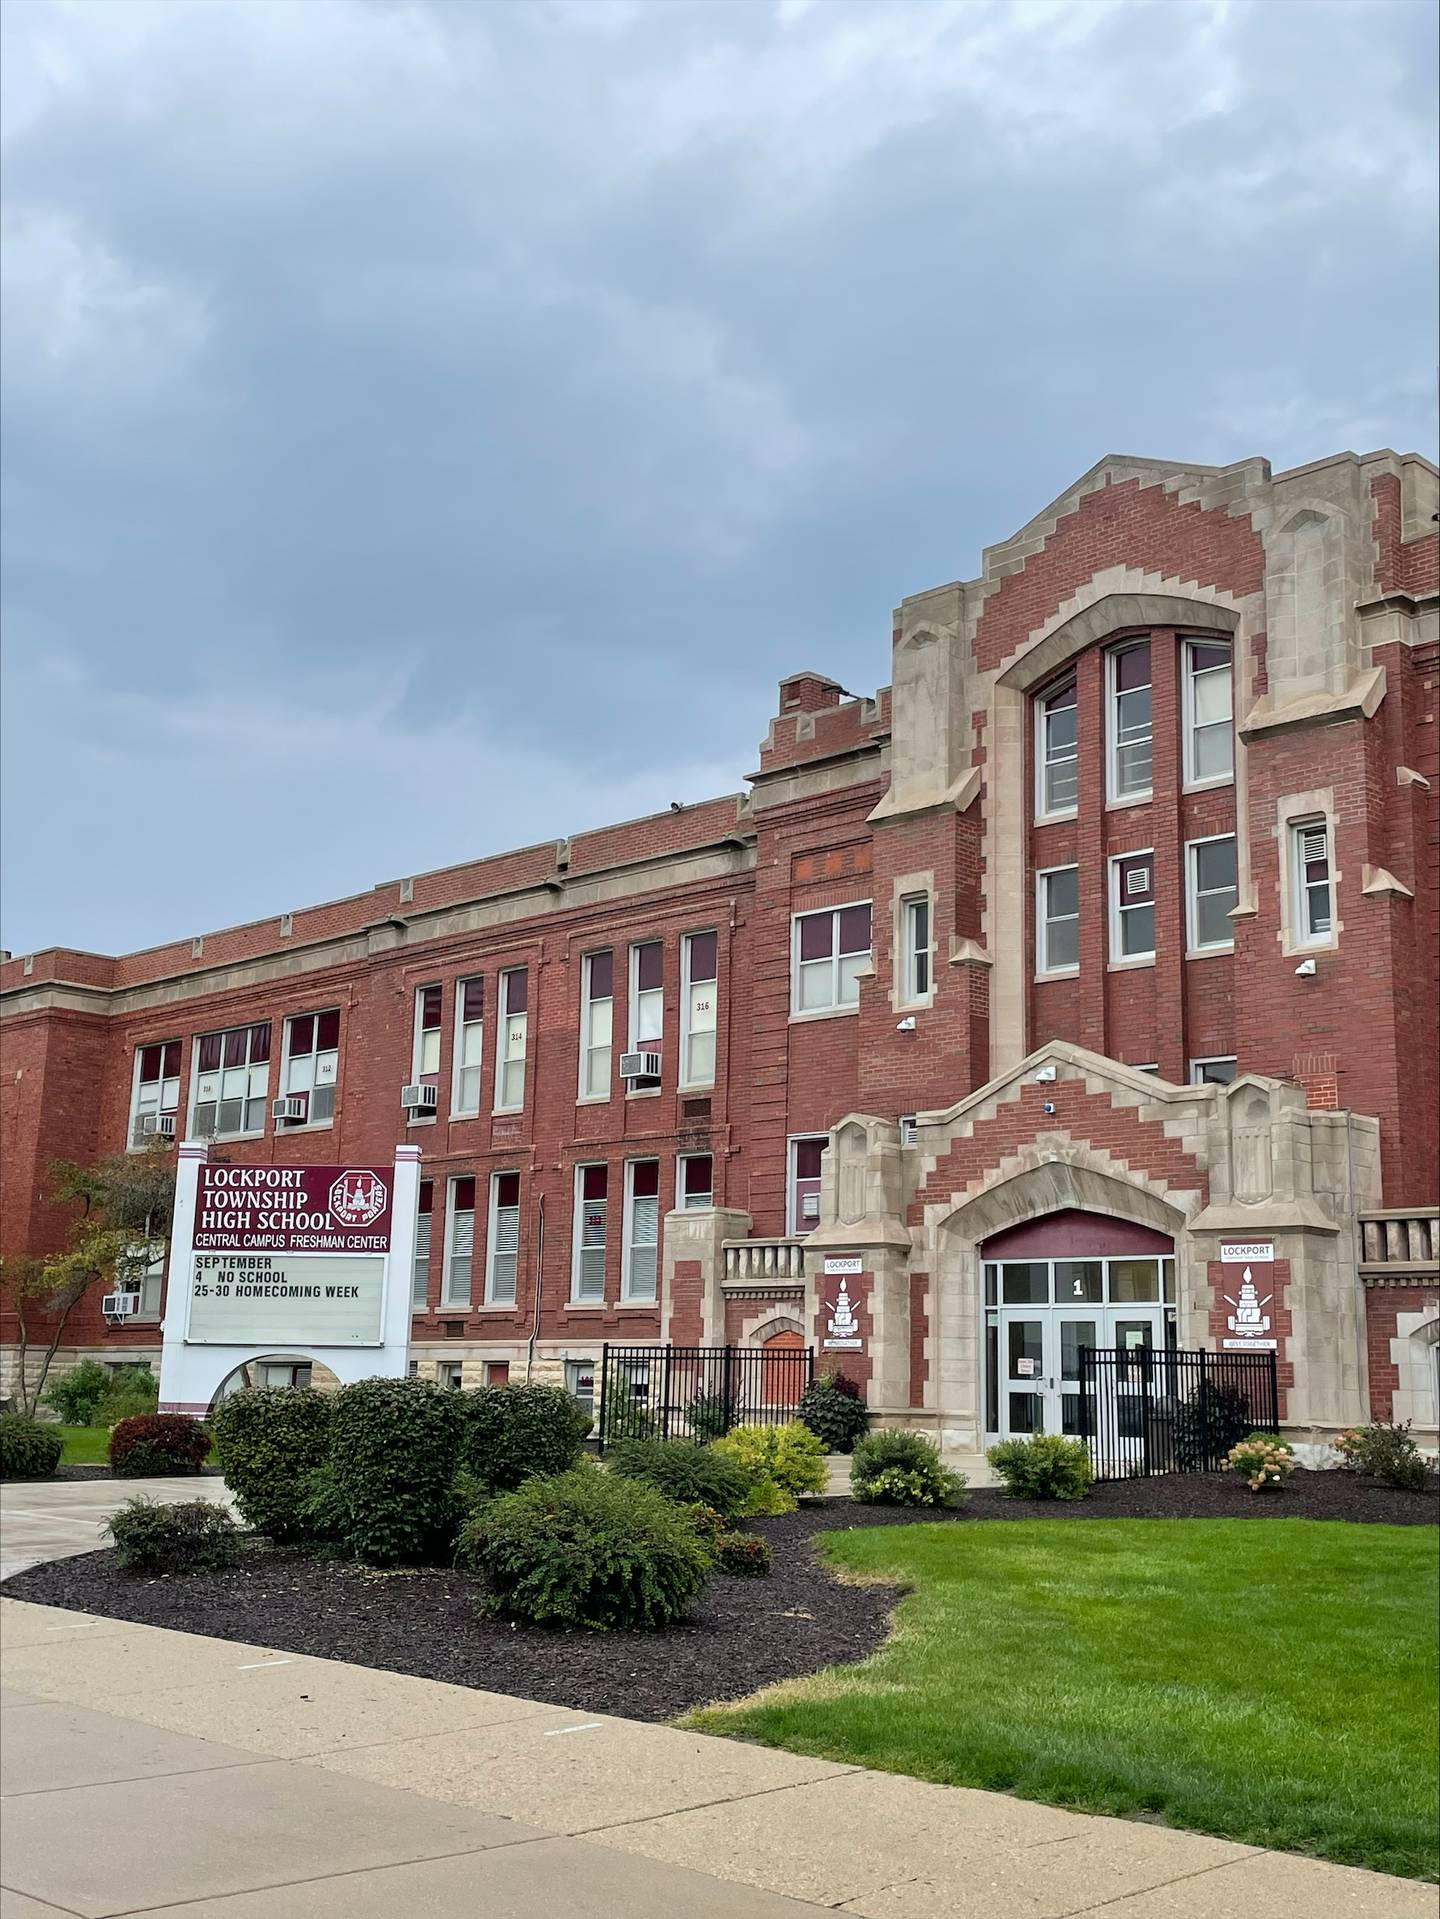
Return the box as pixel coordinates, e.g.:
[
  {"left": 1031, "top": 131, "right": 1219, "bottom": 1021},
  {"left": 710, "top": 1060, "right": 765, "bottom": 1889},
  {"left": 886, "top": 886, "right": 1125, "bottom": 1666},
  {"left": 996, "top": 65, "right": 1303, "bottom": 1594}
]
[
  {"left": 1220, "top": 1242, "right": 1274, "bottom": 1263},
  {"left": 823, "top": 1256, "right": 863, "bottom": 1275},
  {"left": 186, "top": 1253, "right": 385, "bottom": 1346}
]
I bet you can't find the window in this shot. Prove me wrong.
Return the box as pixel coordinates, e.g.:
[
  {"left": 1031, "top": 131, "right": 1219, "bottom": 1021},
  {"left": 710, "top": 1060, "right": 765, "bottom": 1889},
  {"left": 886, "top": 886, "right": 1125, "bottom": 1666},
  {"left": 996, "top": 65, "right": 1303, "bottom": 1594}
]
[
  {"left": 452, "top": 978, "right": 484, "bottom": 1115},
  {"left": 681, "top": 932, "right": 718, "bottom": 1087},
  {"left": 1184, "top": 640, "right": 1233, "bottom": 785},
  {"left": 487, "top": 1172, "right": 520, "bottom": 1305},
  {"left": 495, "top": 968, "right": 527, "bottom": 1110},
  {"left": 1190, "top": 1056, "right": 1237, "bottom": 1086},
  {"left": 444, "top": 1176, "right": 475, "bottom": 1307},
  {"left": 1036, "top": 677, "right": 1079, "bottom": 816},
  {"left": 679, "top": 1153, "right": 713, "bottom": 1209},
  {"left": 261, "top": 1361, "right": 312, "bottom": 1389},
  {"left": 191, "top": 1023, "right": 271, "bottom": 1139},
  {"left": 792, "top": 903, "right": 871, "bottom": 1014},
  {"left": 901, "top": 895, "right": 931, "bottom": 1004},
  {"left": 579, "top": 951, "right": 613, "bottom": 1100},
  {"left": 1037, "top": 866, "right": 1080, "bottom": 974},
  {"left": 280, "top": 1010, "right": 339, "bottom": 1127},
  {"left": 1292, "top": 821, "right": 1333, "bottom": 945},
  {"left": 412, "top": 1182, "right": 433, "bottom": 1309},
  {"left": 565, "top": 1358, "right": 596, "bottom": 1419},
  {"left": 130, "top": 1040, "right": 181, "bottom": 1147},
  {"left": 438, "top": 1361, "right": 464, "bottom": 1390},
  {"left": 485, "top": 1361, "right": 510, "bottom": 1387},
  {"left": 413, "top": 984, "right": 442, "bottom": 1079},
  {"left": 624, "top": 1160, "right": 660, "bottom": 1302},
  {"left": 1110, "top": 852, "right": 1155, "bottom": 962},
  {"left": 1187, "top": 835, "right": 1238, "bottom": 951},
  {"left": 1108, "top": 642, "right": 1153, "bottom": 801},
  {"left": 1134, "top": 1063, "right": 1161, "bottom": 1076},
  {"left": 789, "top": 1137, "right": 826, "bottom": 1233},
  {"left": 628, "top": 942, "right": 664, "bottom": 1089},
  {"left": 117, "top": 1244, "right": 165, "bottom": 1319},
  {"left": 573, "top": 1164, "right": 608, "bottom": 1301}
]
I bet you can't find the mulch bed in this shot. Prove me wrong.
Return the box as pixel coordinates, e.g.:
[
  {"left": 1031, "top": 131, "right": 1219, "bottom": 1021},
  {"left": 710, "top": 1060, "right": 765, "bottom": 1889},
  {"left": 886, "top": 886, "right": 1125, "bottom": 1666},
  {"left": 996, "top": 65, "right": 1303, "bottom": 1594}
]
[{"left": 3, "top": 1470, "right": 1430, "bottom": 1723}]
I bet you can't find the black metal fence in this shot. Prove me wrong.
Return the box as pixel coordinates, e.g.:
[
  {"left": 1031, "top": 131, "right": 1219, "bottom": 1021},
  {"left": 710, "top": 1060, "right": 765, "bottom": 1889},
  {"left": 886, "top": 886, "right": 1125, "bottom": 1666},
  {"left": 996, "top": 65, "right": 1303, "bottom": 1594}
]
[
  {"left": 1078, "top": 1346, "right": 1279, "bottom": 1480},
  {"left": 597, "top": 1343, "right": 815, "bottom": 1452}
]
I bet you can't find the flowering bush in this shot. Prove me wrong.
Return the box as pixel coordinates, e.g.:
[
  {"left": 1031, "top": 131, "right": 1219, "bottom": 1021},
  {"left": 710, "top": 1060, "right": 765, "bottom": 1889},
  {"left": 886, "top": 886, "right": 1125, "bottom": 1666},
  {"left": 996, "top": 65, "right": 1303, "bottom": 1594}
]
[
  {"left": 1334, "top": 1421, "right": 1435, "bottom": 1492},
  {"left": 1224, "top": 1433, "right": 1295, "bottom": 1492}
]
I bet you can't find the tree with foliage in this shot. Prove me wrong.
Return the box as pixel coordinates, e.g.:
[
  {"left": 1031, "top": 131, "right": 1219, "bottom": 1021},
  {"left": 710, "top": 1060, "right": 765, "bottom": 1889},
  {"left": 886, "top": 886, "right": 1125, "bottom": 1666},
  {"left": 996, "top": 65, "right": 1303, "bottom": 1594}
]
[{"left": 4, "top": 1146, "right": 175, "bottom": 1416}]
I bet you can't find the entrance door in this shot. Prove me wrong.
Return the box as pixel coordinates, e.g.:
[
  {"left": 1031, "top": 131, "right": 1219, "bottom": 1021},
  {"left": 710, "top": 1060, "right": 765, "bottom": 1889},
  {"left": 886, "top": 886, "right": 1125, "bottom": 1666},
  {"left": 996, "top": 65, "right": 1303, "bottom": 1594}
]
[
  {"left": 996, "top": 1306, "right": 1163, "bottom": 1441},
  {"left": 760, "top": 1330, "right": 805, "bottom": 1407}
]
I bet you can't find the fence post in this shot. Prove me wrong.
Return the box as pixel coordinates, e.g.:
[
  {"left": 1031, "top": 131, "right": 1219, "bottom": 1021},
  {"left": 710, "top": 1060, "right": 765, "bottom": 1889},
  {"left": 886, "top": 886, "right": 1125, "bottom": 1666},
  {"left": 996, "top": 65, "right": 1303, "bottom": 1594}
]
[
  {"left": 722, "top": 1344, "right": 737, "bottom": 1434},
  {"left": 598, "top": 1344, "right": 610, "bottom": 1455}
]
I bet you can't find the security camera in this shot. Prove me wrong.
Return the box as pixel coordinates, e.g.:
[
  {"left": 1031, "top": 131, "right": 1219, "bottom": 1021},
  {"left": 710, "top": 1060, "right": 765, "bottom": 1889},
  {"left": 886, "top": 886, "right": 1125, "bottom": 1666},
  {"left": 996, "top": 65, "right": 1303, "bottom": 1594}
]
[
  {"left": 1035, "top": 1065, "right": 1057, "bottom": 1082},
  {"left": 1295, "top": 957, "right": 1317, "bottom": 978},
  {"left": 896, "top": 1015, "right": 917, "bottom": 1032},
  {"left": 1042, "top": 1101, "right": 1057, "bottom": 1116}
]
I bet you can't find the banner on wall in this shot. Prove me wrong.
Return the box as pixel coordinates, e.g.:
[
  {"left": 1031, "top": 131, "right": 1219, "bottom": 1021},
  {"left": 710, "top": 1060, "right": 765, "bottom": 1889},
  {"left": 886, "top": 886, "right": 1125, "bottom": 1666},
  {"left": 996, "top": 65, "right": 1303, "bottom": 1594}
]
[{"left": 1220, "top": 1239, "right": 1278, "bottom": 1351}]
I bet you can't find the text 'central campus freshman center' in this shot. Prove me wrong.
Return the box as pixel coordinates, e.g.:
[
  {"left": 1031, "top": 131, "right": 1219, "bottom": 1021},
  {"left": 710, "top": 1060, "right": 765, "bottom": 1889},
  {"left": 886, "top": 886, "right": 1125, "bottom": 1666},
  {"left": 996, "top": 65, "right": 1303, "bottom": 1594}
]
[{"left": 3, "top": 448, "right": 1438, "bottom": 1462}]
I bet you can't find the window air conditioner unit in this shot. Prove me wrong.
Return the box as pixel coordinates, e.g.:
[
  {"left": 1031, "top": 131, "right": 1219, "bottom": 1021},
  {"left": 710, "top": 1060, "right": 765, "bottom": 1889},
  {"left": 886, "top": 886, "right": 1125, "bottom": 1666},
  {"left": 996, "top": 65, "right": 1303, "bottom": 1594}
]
[
  {"left": 801, "top": 1192, "right": 821, "bottom": 1221},
  {"left": 619, "top": 1051, "right": 662, "bottom": 1081},
  {"left": 401, "top": 1082, "right": 439, "bottom": 1112},
  {"left": 101, "top": 1292, "right": 138, "bottom": 1318},
  {"left": 139, "top": 1112, "right": 177, "bottom": 1139},
  {"left": 272, "top": 1094, "right": 308, "bottom": 1122}
]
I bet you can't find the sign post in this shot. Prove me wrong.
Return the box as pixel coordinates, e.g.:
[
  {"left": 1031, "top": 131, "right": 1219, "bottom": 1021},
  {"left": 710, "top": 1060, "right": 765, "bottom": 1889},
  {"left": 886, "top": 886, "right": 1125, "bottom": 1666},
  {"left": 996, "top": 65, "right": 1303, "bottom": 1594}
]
[{"left": 158, "top": 1143, "right": 421, "bottom": 1414}]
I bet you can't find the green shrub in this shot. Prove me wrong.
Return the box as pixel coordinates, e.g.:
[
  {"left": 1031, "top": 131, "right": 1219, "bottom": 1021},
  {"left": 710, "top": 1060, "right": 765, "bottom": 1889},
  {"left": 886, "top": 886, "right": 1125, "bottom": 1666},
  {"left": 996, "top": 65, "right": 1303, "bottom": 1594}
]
[
  {"left": 712, "top": 1422, "right": 828, "bottom": 1515},
  {"left": 852, "top": 1430, "right": 966, "bottom": 1507},
  {"left": 1224, "top": 1433, "right": 1295, "bottom": 1492},
  {"left": 210, "top": 1388, "right": 333, "bottom": 1541},
  {"left": 1335, "top": 1420, "right": 1436, "bottom": 1492},
  {"left": 329, "top": 1376, "right": 465, "bottom": 1564},
  {"left": 459, "top": 1383, "right": 591, "bottom": 1494},
  {"left": 797, "top": 1372, "right": 871, "bottom": 1454},
  {"left": 106, "top": 1497, "right": 242, "bottom": 1574},
  {"left": 456, "top": 1469, "right": 711, "bottom": 1630},
  {"left": 714, "top": 1530, "right": 773, "bottom": 1577},
  {"left": 89, "top": 1367, "right": 160, "bottom": 1430},
  {"left": 599, "top": 1380, "right": 659, "bottom": 1443},
  {"left": 987, "top": 1433, "right": 1094, "bottom": 1501},
  {"left": 0, "top": 1413, "right": 64, "bottom": 1481},
  {"left": 683, "top": 1393, "right": 734, "bottom": 1443},
  {"left": 41, "top": 1358, "right": 112, "bottom": 1426},
  {"left": 607, "top": 1437, "right": 749, "bottom": 1516},
  {"left": 1170, "top": 1382, "right": 1255, "bottom": 1470},
  {"left": 680, "top": 1503, "right": 729, "bottom": 1553},
  {"left": 109, "top": 1413, "right": 210, "bottom": 1478}
]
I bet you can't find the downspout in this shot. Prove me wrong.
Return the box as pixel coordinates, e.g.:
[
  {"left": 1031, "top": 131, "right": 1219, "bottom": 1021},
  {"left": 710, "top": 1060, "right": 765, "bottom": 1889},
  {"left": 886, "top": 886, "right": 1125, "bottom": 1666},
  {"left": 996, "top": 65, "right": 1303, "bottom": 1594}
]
[{"left": 525, "top": 1192, "right": 544, "bottom": 1383}]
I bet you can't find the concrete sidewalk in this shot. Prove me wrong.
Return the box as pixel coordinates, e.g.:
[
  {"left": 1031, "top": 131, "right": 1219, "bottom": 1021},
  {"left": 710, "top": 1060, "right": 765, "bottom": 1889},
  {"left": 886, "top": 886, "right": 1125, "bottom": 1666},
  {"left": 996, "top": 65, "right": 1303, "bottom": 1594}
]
[
  {"left": 1, "top": 1478, "right": 238, "bottom": 1580},
  {"left": 1, "top": 1597, "right": 1428, "bottom": 1919}
]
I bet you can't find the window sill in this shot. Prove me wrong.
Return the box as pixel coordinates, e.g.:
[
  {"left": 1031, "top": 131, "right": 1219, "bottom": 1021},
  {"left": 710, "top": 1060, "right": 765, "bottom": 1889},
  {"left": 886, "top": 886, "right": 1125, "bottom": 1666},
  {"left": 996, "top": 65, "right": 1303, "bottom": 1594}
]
[
  {"left": 676, "top": 1082, "right": 716, "bottom": 1096},
  {"left": 1106, "top": 791, "right": 1154, "bottom": 813},
  {"left": 896, "top": 998, "right": 932, "bottom": 1015},
  {"left": 1107, "top": 955, "right": 1155, "bottom": 972},
  {"left": 1181, "top": 775, "right": 1234, "bottom": 797},
  {"left": 575, "top": 1095, "right": 611, "bottom": 1107},
  {"left": 1034, "top": 967, "right": 1080, "bottom": 983},
  {"left": 1284, "top": 938, "right": 1337, "bottom": 960},
  {"left": 1034, "top": 808, "right": 1078, "bottom": 827},
  {"left": 276, "top": 1121, "right": 334, "bottom": 1136},
  {"left": 565, "top": 1300, "right": 607, "bottom": 1311},
  {"left": 449, "top": 1109, "right": 482, "bottom": 1123},
  {"left": 617, "top": 1298, "right": 659, "bottom": 1309},
  {"left": 476, "top": 1301, "right": 519, "bottom": 1313},
  {"left": 1185, "top": 944, "right": 1235, "bottom": 961},
  {"left": 625, "top": 1086, "right": 663, "bottom": 1100},
  {"left": 788, "top": 1004, "right": 860, "bottom": 1025},
  {"left": 197, "top": 1129, "right": 266, "bottom": 1145},
  {"left": 491, "top": 1107, "right": 525, "bottom": 1119},
  {"left": 407, "top": 1115, "right": 438, "bottom": 1127}
]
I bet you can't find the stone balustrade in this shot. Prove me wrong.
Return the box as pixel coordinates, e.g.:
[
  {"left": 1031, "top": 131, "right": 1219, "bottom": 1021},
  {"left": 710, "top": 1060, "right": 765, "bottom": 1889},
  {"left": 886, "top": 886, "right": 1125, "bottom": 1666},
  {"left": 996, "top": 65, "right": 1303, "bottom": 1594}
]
[
  {"left": 722, "top": 1237, "right": 808, "bottom": 1285},
  {"left": 1358, "top": 1208, "right": 1440, "bottom": 1276}
]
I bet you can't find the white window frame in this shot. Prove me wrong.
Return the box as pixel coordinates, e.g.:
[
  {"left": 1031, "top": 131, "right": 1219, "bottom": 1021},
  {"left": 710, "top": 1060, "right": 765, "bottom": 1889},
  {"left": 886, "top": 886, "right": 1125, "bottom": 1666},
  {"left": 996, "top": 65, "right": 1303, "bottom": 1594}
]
[
  {"left": 485, "top": 1172, "right": 520, "bottom": 1306},
  {"left": 494, "top": 968, "right": 527, "bottom": 1113},
  {"left": 1107, "top": 643, "right": 1153, "bottom": 804},
  {"left": 1186, "top": 834, "right": 1238, "bottom": 954},
  {"left": 1035, "top": 677, "right": 1079, "bottom": 820},
  {"left": 900, "top": 894, "right": 932, "bottom": 1006},
  {"left": 412, "top": 984, "right": 442, "bottom": 1080},
  {"left": 1290, "top": 818, "right": 1335, "bottom": 948},
  {"left": 622, "top": 1159, "right": 661, "bottom": 1304},
  {"left": 437, "top": 1361, "right": 464, "bottom": 1390},
  {"left": 1182, "top": 638, "right": 1234, "bottom": 789},
  {"left": 188, "top": 1023, "right": 271, "bottom": 1142},
  {"left": 1108, "top": 850, "right": 1156, "bottom": 966},
  {"left": 128, "top": 1040, "right": 181, "bottom": 1149},
  {"left": 627, "top": 942, "right": 664, "bottom": 1093},
  {"left": 442, "top": 1176, "right": 475, "bottom": 1308},
  {"left": 679, "top": 931, "right": 718, "bottom": 1090},
  {"left": 678, "top": 1152, "right": 714, "bottom": 1209},
  {"left": 1036, "top": 865, "right": 1080, "bottom": 977},
  {"left": 279, "top": 1009, "right": 339, "bottom": 1130},
  {"left": 790, "top": 900, "right": 873, "bottom": 1017},
  {"left": 412, "top": 1183, "right": 433, "bottom": 1311},
  {"left": 451, "top": 977, "right": 484, "bottom": 1116},
  {"left": 565, "top": 1357, "right": 597, "bottom": 1418},
  {"left": 1190, "top": 1055, "right": 1238, "bottom": 1087},
  {"left": 787, "top": 1134, "right": 827, "bottom": 1235},
  {"left": 578, "top": 951, "right": 614, "bottom": 1103},
  {"left": 572, "top": 1163, "right": 608, "bottom": 1303}
]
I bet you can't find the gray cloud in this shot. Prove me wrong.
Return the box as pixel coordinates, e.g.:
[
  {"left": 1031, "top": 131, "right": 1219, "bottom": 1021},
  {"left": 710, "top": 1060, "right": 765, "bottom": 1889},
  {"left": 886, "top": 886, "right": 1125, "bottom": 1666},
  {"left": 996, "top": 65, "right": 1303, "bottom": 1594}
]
[{"left": 3, "top": 0, "right": 1435, "bottom": 955}]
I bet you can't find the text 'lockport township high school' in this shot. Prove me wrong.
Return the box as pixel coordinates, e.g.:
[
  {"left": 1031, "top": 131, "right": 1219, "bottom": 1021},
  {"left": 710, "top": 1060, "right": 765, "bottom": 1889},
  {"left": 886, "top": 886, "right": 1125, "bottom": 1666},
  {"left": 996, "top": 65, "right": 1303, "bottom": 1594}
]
[{"left": 3, "top": 448, "right": 1438, "bottom": 1459}]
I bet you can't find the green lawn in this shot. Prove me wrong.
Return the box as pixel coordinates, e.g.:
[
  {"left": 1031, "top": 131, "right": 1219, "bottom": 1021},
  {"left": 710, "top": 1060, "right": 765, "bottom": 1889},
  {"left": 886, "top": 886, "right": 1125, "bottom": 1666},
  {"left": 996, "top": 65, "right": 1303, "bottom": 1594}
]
[
  {"left": 58, "top": 1425, "right": 111, "bottom": 1464},
  {"left": 685, "top": 1519, "right": 1439, "bottom": 1881}
]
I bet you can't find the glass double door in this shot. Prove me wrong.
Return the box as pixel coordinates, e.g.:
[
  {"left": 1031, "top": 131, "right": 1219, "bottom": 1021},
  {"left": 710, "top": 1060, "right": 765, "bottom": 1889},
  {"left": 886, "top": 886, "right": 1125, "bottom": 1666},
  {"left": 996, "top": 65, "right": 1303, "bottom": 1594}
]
[{"left": 1000, "top": 1306, "right": 1161, "bottom": 1440}]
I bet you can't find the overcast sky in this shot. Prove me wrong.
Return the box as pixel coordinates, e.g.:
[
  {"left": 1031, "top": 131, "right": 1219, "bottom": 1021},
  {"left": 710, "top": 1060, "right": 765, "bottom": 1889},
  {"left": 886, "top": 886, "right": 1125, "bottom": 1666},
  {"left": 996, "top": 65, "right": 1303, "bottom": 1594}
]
[{"left": 2, "top": 0, "right": 1435, "bottom": 960}]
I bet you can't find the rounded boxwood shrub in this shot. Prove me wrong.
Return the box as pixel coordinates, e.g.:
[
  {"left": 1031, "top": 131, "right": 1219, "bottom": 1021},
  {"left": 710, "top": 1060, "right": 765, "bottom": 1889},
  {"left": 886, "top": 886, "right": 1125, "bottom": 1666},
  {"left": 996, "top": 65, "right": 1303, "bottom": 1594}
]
[
  {"left": 329, "top": 1375, "right": 465, "bottom": 1564},
  {"left": 456, "top": 1469, "right": 711, "bottom": 1630},
  {"left": 0, "top": 1413, "right": 64, "bottom": 1481},
  {"left": 106, "top": 1497, "right": 242, "bottom": 1574},
  {"left": 797, "top": 1372, "right": 871, "bottom": 1454},
  {"left": 851, "top": 1430, "right": 966, "bottom": 1507},
  {"left": 459, "top": 1383, "right": 591, "bottom": 1494},
  {"left": 210, "top": 1387, "right": 333, "bottom": 1541},
  {"left": 109, "top": 1413, "right": 211, "bottom": 1478},
  {"left": 986, "top": 1433, "right": 1094, "bottom": 1501},
  {"left": 712, "top": 1422, "right": 828, "bottom": 1515},
  {"left": 607, "top": 1437, "right": 749, "bottom": 1517}
]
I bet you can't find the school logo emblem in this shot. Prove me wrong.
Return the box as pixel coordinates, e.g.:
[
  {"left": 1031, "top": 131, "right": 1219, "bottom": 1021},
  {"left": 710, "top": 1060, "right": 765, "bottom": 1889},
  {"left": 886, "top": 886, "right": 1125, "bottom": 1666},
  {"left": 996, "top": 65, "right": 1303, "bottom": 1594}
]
[{"left": 329, "top": 1169, "right": 387, "bottom": 1227}]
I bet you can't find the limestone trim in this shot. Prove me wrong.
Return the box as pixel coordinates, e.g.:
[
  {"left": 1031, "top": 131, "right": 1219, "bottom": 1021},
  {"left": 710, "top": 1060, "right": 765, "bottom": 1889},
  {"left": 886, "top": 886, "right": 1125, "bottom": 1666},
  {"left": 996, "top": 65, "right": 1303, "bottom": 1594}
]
[{"left": 1240, "top": 665, "right": 1386, "bottom": 741}]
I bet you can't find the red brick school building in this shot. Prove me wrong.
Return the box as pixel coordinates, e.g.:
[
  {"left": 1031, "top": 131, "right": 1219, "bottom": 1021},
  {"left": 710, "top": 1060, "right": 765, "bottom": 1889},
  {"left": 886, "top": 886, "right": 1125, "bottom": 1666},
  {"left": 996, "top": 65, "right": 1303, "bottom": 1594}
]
[{"left": 4, "top": 448, "right": 1437, "bottom": 1461}]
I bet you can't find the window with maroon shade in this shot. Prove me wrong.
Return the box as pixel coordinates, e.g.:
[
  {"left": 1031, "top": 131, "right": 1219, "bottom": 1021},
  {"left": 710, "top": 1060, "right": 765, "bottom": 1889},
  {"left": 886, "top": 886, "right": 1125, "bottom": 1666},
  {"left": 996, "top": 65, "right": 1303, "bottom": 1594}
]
[
  {"left": 790, "top": 1136, "right": 827, "bottom": 1232},
  {"left": 281, "top": 1008, "right": 340, "bottom": 1126},
  {"left": 580, "top": 951, "right": 613, "bottom": 1101},
  {"left": 681, "top": 931, "right": 717, "bottom": 1087},
  {"left": 454, "top": 976, "right": 484, "bottom": 1114},
  {"left": 487, "top": 1171, "right": 521, "bottom": 1305},
  {"left": 129, "top": 1038, "right": 182, "bottom": 1147},
  {"left": 191, "top": 1022, "right": 271, "bottom": 1139},
  {"left": 414, "top": 984, "right": 443, "bottom": 1080},
  {"left": 496, "top": 969, "right": 527, "bottom": 1110},
  {"left": 627, "top": 940, "right": 664, "bottom": 1090},
  {"left": 412, "top": 1181, "right": 433, "bottom": 1308},
  {"left": 681, "top": 1153, "right": 714, "bottom": 1208},
  {"left": 574, "top": 1164, "right": 609, "bottom": 1300},
  {"left": 625, "top": 1160, "right": 661, "bottom": 1301},
  {"left": 1108, "top": 642, "right": 1153, "bottom": 800},
  {"left": 793, "top": 903, "right": 872, "bottom": 1013}
]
